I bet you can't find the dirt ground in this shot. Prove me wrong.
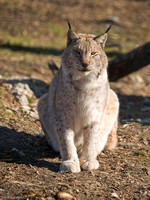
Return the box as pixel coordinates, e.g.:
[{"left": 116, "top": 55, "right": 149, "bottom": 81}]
[{"left": 0, "top": 0, "right": 150, "bottom": 200}]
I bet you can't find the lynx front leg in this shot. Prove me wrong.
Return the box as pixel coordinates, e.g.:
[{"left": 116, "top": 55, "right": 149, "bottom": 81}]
[
  {"left": 80, "top": 119, "right": 117, "bottom": 171},
  {"left": 80, "top": 123, "right": 105, "bottom": 171},
  {"left": 57, "top": 127, "right": 81, "bottom": 173},
  {"left": 80, "top": 90, "right": 119, "bottom": 171}
]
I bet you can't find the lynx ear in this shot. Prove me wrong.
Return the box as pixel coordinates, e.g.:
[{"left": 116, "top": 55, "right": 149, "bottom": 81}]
[
  {"left": 93, "top": 25, "right": 111, "bottom": 49},
  {"left": 67, "top": 20, "right": 78, "bottom": 45},
  {"left": 94, "top": 33, "right": 107, "bottom": 49}
]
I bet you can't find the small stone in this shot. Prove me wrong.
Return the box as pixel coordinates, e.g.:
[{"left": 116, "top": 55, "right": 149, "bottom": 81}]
[
  {"left": 75, "top": 189, "right": 79, "bottom": 193},
  {"left": 12, "top": 148, "right": 19, "bottom": 152},
  {"left": 123, "top": 124, "right": 128, "bottom": 128},
  {"left": 5, "top": 109, "right": 13, "bottom": 113},
  {"left": 46, "top": 197, "right": 55, "bottom": 200},
  {"left": 57, "top": 192, "right": 75, "bottom": 199},
  {"left": 111, "top": 192, "right": 119, "bottom": 199},
  {"left": 107, "top": 16, "right": 119, "bottom": 22},
  {"left": 11, "top": 148, "right": 25, "bottom": 157}
]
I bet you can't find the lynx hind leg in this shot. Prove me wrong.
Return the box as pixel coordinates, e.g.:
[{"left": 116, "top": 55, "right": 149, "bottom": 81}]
[
  {"left": 104, "top": 89, "right": 119, "bottom": 151},
  {"left": 37, "top": 93, "right": 48, "bottom": 118},
  {"left": 105, "top": 120, "right": 118, "bottom": 151},
  {"left": 37, "top": 93, "right": 49, "bottom": 138},
  {"left": 38, "top": 93, "right": 60, "bottom": 152}
]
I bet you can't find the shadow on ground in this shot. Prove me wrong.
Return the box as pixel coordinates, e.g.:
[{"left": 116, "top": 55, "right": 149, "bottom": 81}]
[
  {"left": 118, "top": 94, "right": 150, "bottom": 125},
  {"left": 1, "top": 43, "right": 64, "bottom": 56},
  {"left": 0, "top": 126, "right": 60, "bottom": 172},
  {"left": 0, "top": 42, "right": 123, "bottom": 59}
]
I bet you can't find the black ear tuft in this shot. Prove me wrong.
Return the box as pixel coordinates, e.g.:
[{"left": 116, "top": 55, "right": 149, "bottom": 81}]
[
  {"left": 105, "top": 25, "right": 112, "bottom": 33},
  {"left": 67, "top": 19, "right": 71, "bottom": 29},
  {"left": 93, "top": 26, "right": 112, "bottom": 49},
  {"left": 67, "top": 20, "right": 78, "bottom": 46}
]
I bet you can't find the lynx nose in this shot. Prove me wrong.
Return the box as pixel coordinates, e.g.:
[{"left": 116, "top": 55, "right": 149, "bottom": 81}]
[
  {"left": 82, "top": 62, "right": 88, "bottom": 68},
  {"left": 81, "top": 59, "right": 90, "bottom": 68}
]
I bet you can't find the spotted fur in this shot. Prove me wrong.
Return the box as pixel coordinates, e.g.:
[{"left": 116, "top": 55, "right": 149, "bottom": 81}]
[{"left": 38, "top": 24, "right": 119, "bottom": 173}]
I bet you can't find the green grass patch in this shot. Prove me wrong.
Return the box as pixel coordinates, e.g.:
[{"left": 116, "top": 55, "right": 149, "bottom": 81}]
[
  {"left": 0, "top": 26, "right": 149, "bottom": 65},
  {"left": 134, "top": 150, "right": 148, "bottom": 157},
  {"left": 48, "top": 23, "right": 65, "bottom": 37},
  {"left": 0, "top": 29, "right": 65, "bottom": 65},
  {"left": 27, "top": 97, "right": 34, "bottom": 104},
  {"left": 0, "top": 101, "right": 14, "bottom": 119},
  {"left": 139, "top": 151, "right": 148, "bottom": 156}
]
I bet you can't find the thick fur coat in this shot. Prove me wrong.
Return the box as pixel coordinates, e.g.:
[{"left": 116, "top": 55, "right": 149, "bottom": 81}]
[{"left": 38, "top": 24, "right": 119, "bottom": 173}]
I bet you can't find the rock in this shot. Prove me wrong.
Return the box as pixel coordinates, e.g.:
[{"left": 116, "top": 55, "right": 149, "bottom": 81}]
[
  {"left": 3, "top": 76, "right": 49, "bottom": 119},
  {"left": 107, "top": 16, "right": 119, "bottom": 23},
  {"left": 5, "top": 77, "right": 48, "bottom": 98},
  {"left": 28, "top": 110, "right": 39, "bottom": 119},
  {"left": 14, "top": 93, "right": 29, "bottom": 107},
  {"left": 13, "top": 82, "right": 34, "bottom": 97}
]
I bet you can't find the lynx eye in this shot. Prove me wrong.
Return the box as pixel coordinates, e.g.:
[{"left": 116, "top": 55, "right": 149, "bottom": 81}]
[
  {"left": 73, "top": 50, "right": 81, "bottom": 56},
  {"left": 91, "top": 52, "right": 97, "bottom": 56}
]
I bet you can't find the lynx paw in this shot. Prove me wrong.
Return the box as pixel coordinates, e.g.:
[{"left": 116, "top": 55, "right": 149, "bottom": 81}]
[
  {"left": 81, "top": 159, "right": 99, "bottom": 171},
  {"left": 60, "top": 160, "right": 81, "bottom": 173}
]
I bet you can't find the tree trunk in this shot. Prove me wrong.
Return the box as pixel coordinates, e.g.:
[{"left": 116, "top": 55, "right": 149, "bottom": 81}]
[{"left": 108, "top": 42, "right": 150, "bottom": 82}]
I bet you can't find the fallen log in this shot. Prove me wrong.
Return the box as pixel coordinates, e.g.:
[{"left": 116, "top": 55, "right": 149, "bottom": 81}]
[{"left": 108, "top": 42, "right": 150, "bottom": 81}]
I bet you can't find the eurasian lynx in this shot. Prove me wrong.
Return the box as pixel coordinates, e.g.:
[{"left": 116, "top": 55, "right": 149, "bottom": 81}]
[{"left": 38, "top": 22, "right": 119, "bottom": 173}]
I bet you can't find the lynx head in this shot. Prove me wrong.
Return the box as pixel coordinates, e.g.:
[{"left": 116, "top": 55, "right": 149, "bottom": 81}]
[{"left": 61, "top": 22, "right": 110, "bottom": 81}]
